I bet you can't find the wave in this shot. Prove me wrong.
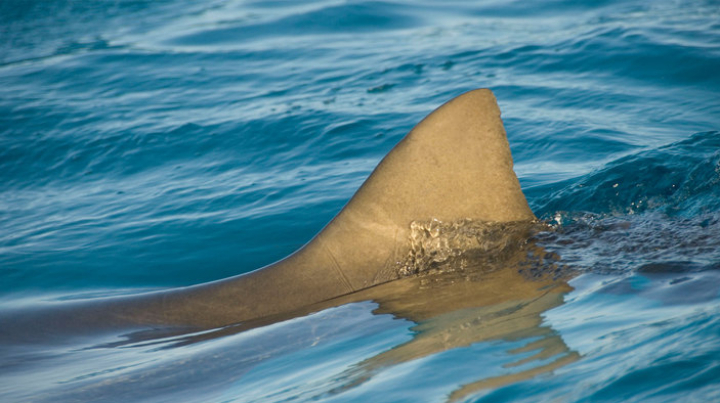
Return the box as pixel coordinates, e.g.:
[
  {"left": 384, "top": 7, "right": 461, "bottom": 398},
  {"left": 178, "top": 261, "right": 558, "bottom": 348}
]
[{"left": 531, "top": 130, "right": 720, "bottom": 218}]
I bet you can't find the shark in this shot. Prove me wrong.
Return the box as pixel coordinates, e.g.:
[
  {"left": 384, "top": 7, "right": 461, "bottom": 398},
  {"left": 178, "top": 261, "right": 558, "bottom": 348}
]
[{"left": 2, "top": 88, "right": 544, "bottom": 341}]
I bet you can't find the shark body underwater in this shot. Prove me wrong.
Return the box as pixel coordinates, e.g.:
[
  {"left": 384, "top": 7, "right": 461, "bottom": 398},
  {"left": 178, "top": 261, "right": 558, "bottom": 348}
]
[{"left": 3, "top": 89, "right": 566, "bottom": 344}]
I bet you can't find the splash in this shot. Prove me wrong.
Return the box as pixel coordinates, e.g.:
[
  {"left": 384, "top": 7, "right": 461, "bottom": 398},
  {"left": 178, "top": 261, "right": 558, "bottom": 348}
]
[
  {"left": 397, "top": 218, "right": 549, "bottom": 277},
  {"left": 537, "top": 211, "right": 720, "bottom": 275}
]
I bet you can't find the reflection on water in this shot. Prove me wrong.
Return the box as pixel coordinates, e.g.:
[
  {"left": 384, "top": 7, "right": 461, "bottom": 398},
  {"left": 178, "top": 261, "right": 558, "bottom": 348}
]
[
  {"left": 211, "top": 243, "right": 579, "bottom": 403},
  {"left": 327, "top": 265, "right": 577, "bottom": 402}
]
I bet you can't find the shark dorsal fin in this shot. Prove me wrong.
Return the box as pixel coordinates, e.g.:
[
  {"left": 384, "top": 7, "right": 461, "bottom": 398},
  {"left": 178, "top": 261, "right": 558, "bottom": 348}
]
[{"left": 296, "top": 89, "right": 535, "bottom": 289}]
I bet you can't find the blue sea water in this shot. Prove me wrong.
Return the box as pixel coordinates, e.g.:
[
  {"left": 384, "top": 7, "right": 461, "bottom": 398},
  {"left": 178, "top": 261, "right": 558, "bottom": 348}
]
[{"left": 1, "top": 0, "right": 720, "bottom": 402}]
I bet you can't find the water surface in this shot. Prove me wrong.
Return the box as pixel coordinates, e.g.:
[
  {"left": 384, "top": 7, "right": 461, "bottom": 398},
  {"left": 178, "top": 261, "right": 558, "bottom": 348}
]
[{"left": 1, "top": 0, "right": 719, "bottom": 402}]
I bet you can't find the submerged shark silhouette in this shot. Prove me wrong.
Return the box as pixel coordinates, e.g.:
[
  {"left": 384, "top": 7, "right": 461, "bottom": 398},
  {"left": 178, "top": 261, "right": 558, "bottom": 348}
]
[{"left": 3, "top": 89, "right": 545, "bottom": 339}]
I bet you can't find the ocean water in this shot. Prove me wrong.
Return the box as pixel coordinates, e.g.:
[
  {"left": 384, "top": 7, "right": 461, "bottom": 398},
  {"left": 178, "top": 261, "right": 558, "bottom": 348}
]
[{"left": 1, "top": 0, "right": 719, "bottom": 402}]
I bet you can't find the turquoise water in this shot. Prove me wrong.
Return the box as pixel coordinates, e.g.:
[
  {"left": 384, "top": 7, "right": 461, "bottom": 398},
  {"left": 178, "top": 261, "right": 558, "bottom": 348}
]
[{"left": 1, "top": 0, "right": 720, "bottom": 402}]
